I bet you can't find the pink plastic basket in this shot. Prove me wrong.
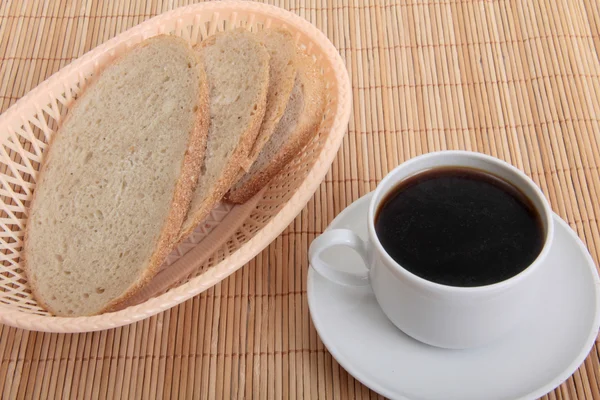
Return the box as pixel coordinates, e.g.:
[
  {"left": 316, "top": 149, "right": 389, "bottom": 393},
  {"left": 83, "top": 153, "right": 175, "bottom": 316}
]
[{"left": 0, "top": 1, "right": 351, "bottom": 332}]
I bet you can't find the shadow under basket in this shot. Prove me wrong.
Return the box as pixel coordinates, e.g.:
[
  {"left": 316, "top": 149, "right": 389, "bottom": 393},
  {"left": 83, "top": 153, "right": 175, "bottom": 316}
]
[{"left": 0, "top": 1, "right": 351, "bottom": 332}]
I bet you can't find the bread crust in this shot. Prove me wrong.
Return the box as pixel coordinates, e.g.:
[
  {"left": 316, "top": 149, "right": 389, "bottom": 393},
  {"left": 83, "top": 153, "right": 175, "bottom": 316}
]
[
  {"left": 23, "top": 35, "right": 209, "bottom": 316},
  {"left": 103, "top": 38, "right": 210, "bottom": 314},
  {"left": 241, "top": 28, "right": 297, "bottom": 171},
  {"left": 226, "top": 50, "right": 326, "bottom": 204}
]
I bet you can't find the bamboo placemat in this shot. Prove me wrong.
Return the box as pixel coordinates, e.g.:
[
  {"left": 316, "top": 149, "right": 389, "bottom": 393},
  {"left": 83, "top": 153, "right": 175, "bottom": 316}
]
[{"left": 1, "top": 0, "right": 600, "bottom": 398}]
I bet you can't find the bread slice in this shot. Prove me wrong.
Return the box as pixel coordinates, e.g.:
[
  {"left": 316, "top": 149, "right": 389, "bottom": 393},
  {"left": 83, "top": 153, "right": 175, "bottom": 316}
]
[
  {"left": 23, "top": 35, "right": 209, "bottom": 317},
  {"left": 226, "top": 50, "right": 326, "bottom": 204},
  {"left": 241, "top": 29, "right": 297, "bottom": 171},
  {"left": 178, "top": 29, "right": 270, "bottom": 240}
]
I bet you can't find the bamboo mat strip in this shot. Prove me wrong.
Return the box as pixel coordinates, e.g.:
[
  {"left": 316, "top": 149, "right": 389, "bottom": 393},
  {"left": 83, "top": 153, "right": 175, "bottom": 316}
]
[{"left": 1, "top": 0, "right": 600, "bottom": 399}]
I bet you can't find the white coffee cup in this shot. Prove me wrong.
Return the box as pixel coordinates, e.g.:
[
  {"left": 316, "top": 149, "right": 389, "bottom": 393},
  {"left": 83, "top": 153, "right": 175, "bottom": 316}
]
[{"left": 309, "top": 151, "right": 554, "bottom": 349}]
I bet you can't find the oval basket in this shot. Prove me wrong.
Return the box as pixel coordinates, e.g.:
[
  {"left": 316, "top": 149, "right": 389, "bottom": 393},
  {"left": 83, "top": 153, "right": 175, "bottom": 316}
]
[{"left": 0, "top": 1, "right": 351, "bottom": 332}]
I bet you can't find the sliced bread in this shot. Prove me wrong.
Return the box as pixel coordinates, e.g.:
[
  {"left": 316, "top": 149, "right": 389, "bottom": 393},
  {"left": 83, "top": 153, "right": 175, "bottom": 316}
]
[
  {"left": 226, "top": 50, "right": 326, "bottom": 204},
  {"left": 178, "top": 29, "right": 270, "bottom": 240},
  {"left": 241, "top": 29, "right": 297, "bottom": 171},
  {"left": 23, "top": 35, "right": 209, "bottom": 316}
]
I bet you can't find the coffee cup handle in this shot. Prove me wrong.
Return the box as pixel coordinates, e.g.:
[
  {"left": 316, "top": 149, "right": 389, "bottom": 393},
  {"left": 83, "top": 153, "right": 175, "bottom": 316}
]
[{"left": 309, "top": 229, "right": 371, "bottom": 286}]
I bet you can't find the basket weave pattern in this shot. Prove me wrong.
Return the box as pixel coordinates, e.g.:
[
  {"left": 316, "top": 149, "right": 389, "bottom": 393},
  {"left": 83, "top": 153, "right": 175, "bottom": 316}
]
[{"left": 0, "top": 2, "right": 351, "bottom": 332}]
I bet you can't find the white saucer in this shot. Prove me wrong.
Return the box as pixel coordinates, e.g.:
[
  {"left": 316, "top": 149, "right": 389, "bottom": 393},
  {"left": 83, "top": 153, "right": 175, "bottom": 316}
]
[{"left": 308, "top": 192, "right": 600, "bottom": 400}]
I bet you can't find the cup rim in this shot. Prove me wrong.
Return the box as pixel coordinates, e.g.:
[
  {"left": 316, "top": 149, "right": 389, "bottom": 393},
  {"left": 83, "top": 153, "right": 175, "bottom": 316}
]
[{"left": 367, "top": 150, "right": 555, "bottom": 294}]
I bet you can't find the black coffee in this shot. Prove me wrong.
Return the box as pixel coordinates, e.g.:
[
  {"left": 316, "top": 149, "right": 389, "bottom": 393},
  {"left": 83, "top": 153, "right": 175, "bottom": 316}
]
[{"left": 375, "top": 167, "right": 544, "bottom": 287}]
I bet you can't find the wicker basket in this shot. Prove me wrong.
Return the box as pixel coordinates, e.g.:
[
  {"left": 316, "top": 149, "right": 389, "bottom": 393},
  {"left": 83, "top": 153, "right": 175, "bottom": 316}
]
[{"left": 0, "top": 1, "right": 351, "bottom": 332}]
